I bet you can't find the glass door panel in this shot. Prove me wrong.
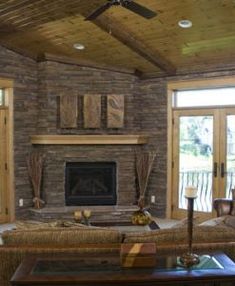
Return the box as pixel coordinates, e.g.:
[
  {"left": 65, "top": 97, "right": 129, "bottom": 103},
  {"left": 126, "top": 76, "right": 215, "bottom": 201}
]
[
  {"left": 178, "top": 115, "right": 214, "bottom": 212},
  {"left": 226, "top": 115, "right": 235, "bottom": 198},
  {"left": 172, "top": 108, "right": 235, "bottom": 220}
]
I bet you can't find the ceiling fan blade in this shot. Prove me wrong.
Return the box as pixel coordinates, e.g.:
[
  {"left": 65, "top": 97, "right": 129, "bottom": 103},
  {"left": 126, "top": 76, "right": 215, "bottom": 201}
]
[
  {"left": 85, "top": 2, "right": 113, "bottom": 21},
  {"left": 124, "top": 1, "right": 157, "bottom": 19}
]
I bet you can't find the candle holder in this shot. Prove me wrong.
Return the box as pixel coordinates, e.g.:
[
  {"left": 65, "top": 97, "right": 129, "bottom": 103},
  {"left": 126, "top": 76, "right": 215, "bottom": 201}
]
[
  {"left": 179, "top": 194, "right": 200, "bottom": 268},
  {"left": 82, "top": 209, "right": 92, "bottom": 226},
  {"left": 74, "top": 209, "right": 92, "bottom": 225}
]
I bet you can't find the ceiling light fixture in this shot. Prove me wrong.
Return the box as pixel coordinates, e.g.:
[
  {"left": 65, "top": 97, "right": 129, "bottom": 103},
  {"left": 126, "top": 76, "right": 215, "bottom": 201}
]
[
  {"left": 178, "top": 19, "right": 192, "bottom": 29},
  {"left": 73, "top": 43, "right": 85, "bottom": 50}
]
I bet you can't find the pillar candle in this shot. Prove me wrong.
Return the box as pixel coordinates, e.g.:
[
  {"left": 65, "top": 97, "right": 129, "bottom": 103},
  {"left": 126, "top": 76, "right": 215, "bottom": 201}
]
[{"left": 185, "top": 186, "right": 197, "bottom": 198}]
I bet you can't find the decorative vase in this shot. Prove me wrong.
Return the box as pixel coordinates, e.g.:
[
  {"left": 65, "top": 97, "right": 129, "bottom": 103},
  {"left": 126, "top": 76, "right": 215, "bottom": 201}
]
[{"left": 131, "top": 209, "right": 152, "bottom": 225}]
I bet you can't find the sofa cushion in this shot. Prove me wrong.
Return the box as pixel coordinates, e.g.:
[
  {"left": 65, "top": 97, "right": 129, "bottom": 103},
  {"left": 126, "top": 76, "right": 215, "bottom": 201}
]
[
  {"left": 224, "top": 216, "right": 235, "bottom": 229},
  {"left": 123, "top": 225, "right": 235, "bottom": 245},
  {"left": 171, "top": 216, "right": 199, "bottom": 228},
  {"left": 2, "top": 227, "right": 123, "bottom": 246}
]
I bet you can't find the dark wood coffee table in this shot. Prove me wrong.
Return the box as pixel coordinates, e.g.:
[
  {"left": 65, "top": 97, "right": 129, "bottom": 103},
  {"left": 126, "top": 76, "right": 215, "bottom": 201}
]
[{"left": 11, "top": 252, "right": 235, "bottom": 286}]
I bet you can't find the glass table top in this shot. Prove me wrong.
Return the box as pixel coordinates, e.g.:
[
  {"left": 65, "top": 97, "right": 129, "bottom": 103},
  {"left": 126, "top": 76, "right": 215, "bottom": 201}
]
[{"left": 31, "top": 254, "right": 223, "bottom": 276}]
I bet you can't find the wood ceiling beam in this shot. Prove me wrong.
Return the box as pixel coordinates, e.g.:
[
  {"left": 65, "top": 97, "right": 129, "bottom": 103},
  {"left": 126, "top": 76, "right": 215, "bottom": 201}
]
[
  {"left": 38, "top": 53, "right": 139, "bottom": 76},
  {"left": 0, "top": 41, "right": 37, "bottom": 60},
  {"left": 89, "top": 15, "right": 176, "bottom": 75}
]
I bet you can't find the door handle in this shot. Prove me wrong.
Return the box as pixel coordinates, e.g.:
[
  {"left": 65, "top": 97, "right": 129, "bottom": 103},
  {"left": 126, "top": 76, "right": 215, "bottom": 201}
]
[
  {"left": 220, "top": 163, "right": 225, "bottom": 178},
  {"left": 213, "top": 162, "right": 218, "bottom": 177}
]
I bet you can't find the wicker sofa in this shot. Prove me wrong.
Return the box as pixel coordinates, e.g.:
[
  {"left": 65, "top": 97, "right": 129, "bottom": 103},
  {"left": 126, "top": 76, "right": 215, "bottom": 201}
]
[{"left": 0, "top": 221, "right": 235, "bottom": 286}]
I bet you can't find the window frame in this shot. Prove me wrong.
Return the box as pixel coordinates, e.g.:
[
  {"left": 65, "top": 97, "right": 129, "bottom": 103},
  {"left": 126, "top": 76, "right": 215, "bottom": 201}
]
[
  {"left": 173, "top": 87, "right": 235, "bottom": 109},
  {"left": 166, "top": 76, "right": 235, "bottom": 218}
]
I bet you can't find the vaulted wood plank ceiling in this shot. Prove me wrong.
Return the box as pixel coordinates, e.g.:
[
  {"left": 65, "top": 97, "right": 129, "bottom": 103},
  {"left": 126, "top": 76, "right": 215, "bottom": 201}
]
[{"left": 0, "top": 0, "right": 234, "bottom": 78}]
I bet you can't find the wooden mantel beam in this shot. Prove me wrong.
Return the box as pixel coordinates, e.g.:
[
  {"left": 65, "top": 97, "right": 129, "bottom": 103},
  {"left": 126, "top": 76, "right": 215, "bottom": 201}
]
[
  {"left": 30, "top": 135, "right": 149, "bottom": 145},
  {"left": 90, "top": 15, "right": 176, "bottom": 75}
]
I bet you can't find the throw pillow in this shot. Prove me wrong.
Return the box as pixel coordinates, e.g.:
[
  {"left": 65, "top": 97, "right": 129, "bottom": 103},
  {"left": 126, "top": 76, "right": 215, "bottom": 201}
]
[{"left": 199, "top": 216, "right": 227, "bottom": 227}]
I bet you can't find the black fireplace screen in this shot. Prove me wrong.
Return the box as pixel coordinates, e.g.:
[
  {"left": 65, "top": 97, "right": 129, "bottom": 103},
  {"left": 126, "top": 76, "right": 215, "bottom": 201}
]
[{"left": 65, "top": 162, "right": 117, "bottom": 206}]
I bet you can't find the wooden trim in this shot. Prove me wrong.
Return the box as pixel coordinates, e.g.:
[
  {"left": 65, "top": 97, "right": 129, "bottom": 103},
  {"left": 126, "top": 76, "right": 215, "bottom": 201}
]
[
  {"left": 0, "top": 109, "right": 8, "bottom": 222},
  {"left": 166, "top": 86, "right": 173, "bottom": 218},
  {"left": 218, "top": 108, "right": 235, "bottom": 199},
  {"left": 0, "top": 78, "right": 14, "bottom": 88},
  {"left": 141, "top": 65, "right": 235, "bottom": 80},
  {"left": 7, "top": 87, "right": 15, "bottom": 222},
  {"left": 30, "top": 135, "right": 148, "bottom": 145},
  {"left": 167, "top": 76, "right": 235, "bottom": 91},
  {"left": 0, "top": 80, "right": 14, "bottom": 223}
]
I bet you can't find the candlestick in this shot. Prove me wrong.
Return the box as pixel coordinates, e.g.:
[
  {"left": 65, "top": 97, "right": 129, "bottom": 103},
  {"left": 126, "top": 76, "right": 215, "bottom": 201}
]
[{"left": 179, "top": 188, "right": 200, "bottom": 267}]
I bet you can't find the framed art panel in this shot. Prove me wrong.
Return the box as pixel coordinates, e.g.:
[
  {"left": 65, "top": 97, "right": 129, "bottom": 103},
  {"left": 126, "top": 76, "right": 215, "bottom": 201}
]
[
  {"left": 60, "top": 95, "right": 78, "bottom": 128},
  {"left": 84, "top": 95, "right": 101, "bottom": 128},
  {"left": 107, "top": 94, "right": 124, "bottom": 128}
]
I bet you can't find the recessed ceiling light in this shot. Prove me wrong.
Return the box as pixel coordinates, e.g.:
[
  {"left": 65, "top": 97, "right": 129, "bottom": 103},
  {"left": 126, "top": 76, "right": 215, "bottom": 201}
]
[
  {"left": 73, "top": 43, "right": 85, "bottom": 50},
  {"left": 178, "top": 19, "right": 192, "bottom": 29}
]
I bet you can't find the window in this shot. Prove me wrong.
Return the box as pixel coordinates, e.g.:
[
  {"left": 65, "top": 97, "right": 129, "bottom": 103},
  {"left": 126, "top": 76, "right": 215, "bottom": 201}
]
[
  {"left": 0, "top": 89, "right": 5, "bottom": 106},
  {"left": 173, "top": 87, "right": 235, "bottom": 108}
]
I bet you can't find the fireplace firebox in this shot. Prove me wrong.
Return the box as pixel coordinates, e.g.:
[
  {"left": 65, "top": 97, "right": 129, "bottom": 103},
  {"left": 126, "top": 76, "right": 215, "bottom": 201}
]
[{"left": 65, "top": 162, "right": 117, "bottom": 206}]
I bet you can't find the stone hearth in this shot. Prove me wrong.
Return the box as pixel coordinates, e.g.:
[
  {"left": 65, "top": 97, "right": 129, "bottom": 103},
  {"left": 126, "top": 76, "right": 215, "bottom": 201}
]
[{"left": 29, "top": 205, "right": 139, "bottom": 223}]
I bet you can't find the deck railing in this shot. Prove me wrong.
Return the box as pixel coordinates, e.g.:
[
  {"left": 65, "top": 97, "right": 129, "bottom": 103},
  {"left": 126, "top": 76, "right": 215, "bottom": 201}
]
[{"left": 179, "top": 171, "right": 235, "bottom": 212}]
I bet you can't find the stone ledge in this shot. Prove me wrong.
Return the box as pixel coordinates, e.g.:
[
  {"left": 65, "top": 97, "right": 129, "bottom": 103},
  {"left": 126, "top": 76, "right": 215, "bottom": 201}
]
[{"left": 29, "top": 206, "right": 139, "bottom": 223}]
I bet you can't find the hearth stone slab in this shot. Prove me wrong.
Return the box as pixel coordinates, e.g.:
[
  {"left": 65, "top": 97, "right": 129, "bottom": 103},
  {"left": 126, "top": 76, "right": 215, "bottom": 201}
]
[{"left": 29, "top": 206, "right": 139, "bottom": 223}]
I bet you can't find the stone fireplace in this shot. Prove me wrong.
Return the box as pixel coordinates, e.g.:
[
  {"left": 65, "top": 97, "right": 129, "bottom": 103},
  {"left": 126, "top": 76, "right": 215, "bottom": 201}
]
[
  {"left": 29, "top": 136, "right": 150, "bottom": 221},
  {"left": 65, "top": 161, "right": 117, "bottom": 206}
]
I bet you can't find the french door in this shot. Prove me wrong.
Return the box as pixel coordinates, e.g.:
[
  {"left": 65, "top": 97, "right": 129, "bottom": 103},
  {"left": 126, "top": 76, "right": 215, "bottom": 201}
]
[
  {"left": 0, "top": 109, "right": 8, "bottom": 223},
  {"left": 172, "top": 108, "right": 235, "bottom": 220}
]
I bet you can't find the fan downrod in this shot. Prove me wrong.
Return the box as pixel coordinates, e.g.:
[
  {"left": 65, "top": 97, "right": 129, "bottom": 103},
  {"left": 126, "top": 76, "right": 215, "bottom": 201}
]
[
  {"left": 85, "top": 0, "right": 156, "bottom": 21},
  {"left": 109, "top": 0, "right": 132, "bottom": 6}
]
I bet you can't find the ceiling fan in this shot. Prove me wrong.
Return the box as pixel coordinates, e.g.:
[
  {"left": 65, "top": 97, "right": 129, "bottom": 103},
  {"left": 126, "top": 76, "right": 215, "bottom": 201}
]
[{"left": 85, "top": 0, "right": 157, "bottom": 21}]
